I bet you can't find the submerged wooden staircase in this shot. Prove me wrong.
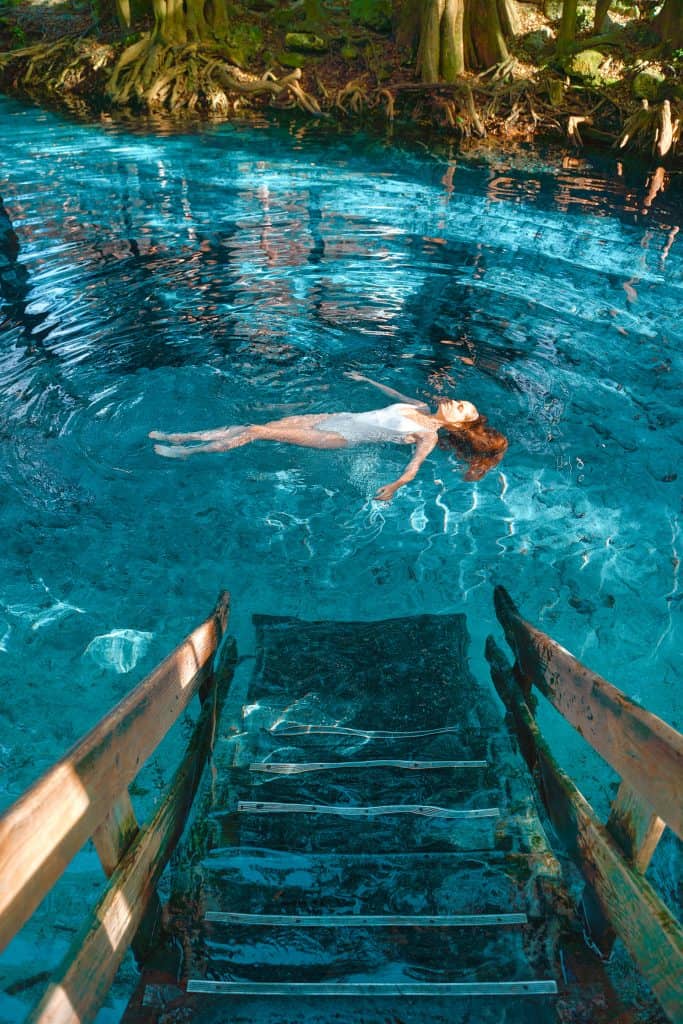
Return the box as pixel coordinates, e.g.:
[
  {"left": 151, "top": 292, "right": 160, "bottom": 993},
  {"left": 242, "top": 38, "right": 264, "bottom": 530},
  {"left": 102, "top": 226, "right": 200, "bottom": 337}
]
[{"left": 0, "top": 590, "right": 681, "bottom": 1023}]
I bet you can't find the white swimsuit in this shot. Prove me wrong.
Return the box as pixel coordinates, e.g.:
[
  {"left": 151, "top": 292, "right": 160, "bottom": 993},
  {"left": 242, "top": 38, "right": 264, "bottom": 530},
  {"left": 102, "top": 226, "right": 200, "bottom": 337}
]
[{"left": 317, "top": 403, "right": 430, "bottom": 445}]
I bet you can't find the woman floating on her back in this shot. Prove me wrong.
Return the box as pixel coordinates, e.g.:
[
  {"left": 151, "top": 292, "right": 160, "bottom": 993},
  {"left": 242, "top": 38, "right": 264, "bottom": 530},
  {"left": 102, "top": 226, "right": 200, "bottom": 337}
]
[{"left": 150, "top": 372, "right": 508, "bottom": 501}]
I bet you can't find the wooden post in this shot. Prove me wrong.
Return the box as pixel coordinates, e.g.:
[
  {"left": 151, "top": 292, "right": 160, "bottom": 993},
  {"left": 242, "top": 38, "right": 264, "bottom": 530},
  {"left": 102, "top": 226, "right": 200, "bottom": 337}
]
[
  {"left": 92, "top": 792, "right": 139, "bottom": 874},
  {"left": 580, "top": 782, "right": 666, "bottom": 956},
  {"left": 93, "top": 791, "right": 164, "bottom": 963}
]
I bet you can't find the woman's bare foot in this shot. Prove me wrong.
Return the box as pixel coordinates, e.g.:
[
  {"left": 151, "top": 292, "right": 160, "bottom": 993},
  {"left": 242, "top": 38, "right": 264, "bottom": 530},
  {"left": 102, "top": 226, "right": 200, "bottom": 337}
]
[{"left": 153, "top": 443, "right": 190, "bottom": 459}]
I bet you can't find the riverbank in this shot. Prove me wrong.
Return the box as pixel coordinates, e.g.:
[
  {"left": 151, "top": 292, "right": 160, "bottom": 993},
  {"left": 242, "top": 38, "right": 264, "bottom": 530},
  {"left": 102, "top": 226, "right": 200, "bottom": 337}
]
[{"left": 0, "top": 1, "right": 680, "bottom": 162}]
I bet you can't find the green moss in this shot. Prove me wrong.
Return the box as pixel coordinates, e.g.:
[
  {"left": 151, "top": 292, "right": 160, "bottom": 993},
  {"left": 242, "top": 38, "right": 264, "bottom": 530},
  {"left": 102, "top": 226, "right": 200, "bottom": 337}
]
[
  {"left": 225, "top": 23, "right": 264, "bottom": 68},
  {"left": 632, "top": 69, "right": 666, "bottom": 101},
  {"left": 350, "top": 0, "right": 392, "bottom": 33},
  {"left": 285, "top": 31, "right": 327, "bottom": 52},
  {"left": 563, "top": 49, "right": 608, "bottom": 84},
  {"left": 277, "top": 51, "right": 310, "bottom": 68}
]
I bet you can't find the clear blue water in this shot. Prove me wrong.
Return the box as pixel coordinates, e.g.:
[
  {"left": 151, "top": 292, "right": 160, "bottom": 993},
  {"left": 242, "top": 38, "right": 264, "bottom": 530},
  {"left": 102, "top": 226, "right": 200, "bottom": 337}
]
[{"left": 0, "top": 94, "right": 681, "bottom": 1018}]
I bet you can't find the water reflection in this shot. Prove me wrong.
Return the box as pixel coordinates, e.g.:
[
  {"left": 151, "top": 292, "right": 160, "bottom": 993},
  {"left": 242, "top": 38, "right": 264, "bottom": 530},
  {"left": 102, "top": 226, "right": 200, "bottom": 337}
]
[{"left": 0, "top": 98, "right": 680, "bottom": 806}]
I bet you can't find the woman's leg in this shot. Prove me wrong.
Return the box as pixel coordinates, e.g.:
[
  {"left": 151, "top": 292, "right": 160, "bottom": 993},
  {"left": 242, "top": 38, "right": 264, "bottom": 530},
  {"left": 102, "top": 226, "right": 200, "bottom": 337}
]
[
  {"left": 153, "top": 417, "right": 348, "bottom": 458},
  {"left": 149, "top": 426, "right": 241, "bottom": 442},
  {"left": 154, "top": 427, "right": 257, "bottom": 458}
]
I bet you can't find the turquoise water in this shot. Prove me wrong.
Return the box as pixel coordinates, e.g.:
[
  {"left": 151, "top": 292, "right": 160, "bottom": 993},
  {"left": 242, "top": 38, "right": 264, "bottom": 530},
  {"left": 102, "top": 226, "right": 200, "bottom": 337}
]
[{"left": 0, "top": 95, "right": 681, "bottom": 1017}]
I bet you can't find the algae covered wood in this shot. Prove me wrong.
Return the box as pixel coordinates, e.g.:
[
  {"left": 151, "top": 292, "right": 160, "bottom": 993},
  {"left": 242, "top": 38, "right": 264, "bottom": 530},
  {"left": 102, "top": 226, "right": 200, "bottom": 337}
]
[
  {"left": 580, "top": 780, "right": 667, "bottom": 955},
  {"left": 493, "top": 585, "right": 683, "bottom": 840},
  {"left": 0, "top": 592, "right": 230, "bottom": 954},
  {"left": 27, "top": 637, "right": 237, "bottom": 1024},
  {"left": 92, "top": 791, "right": 139, "bottom": 876},
  {"left": 487, "top": 637, "right": 683, "bottom": 1023}
]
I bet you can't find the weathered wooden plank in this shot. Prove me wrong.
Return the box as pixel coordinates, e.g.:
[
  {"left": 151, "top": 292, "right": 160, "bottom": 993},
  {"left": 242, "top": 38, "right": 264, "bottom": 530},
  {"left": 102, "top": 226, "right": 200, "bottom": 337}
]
[
  {"left": 0, "top": 592, "right": 230, "bottom": 954},
  {"left": 487, "top": 637, "right": 683, "bottom": 1024},
  {"left": 186, "top": 980, "right": 559, "bottom": 997},
  {"left": 493, "top": 586, "right": 683, "bottom": 840},
  {"left": 92, "top": 792, "right": 139, "bottom": 876},
  {"left": 27, "top": 637, "right": 237, "bottom": 1024},
  {"left": 580, "top": 782, "right": 667, "bottom": 956},
  {"left": 92, "top": 790, "right": 165, "bottom": 963},
  {"left": 606, "top": 782, "right": 666, "bottom": 872}
]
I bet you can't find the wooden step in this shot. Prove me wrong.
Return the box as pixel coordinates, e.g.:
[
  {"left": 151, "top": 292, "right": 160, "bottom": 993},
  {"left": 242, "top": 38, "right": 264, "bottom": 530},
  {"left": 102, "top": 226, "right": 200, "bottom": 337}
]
[
  {"left": 205, "top": 911, "right": 528, "bottom": 927},
  {"left": 197, "top": 922, "right": 550, "bottom": 984},
  {"left": 235, "top": 762, "right": 503, "bottom": 814},
  {"left": 249, "top": 759, "right": 488, "bottom": 773},
  {"left": 237, "top": 801, "right": 500, "bottom": 820},
  {"left": 199, "top": 849, "right": 544, "bottom": 918},
  {"left": 187, "top": 980, "right": 558, "bottom": 997},
  {"left": 234, "top": 712, "right": 493, "bottom": 765}
]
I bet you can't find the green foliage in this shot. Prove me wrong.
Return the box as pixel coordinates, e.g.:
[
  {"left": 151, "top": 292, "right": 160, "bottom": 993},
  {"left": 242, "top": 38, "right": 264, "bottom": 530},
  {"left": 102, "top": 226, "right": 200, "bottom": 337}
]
[
  {"left": 575, "top": 5, "right": 592, "bottom": 32},
  {"left": 225, "top": 22, "right": 264, "bottom": 67},
  {"left": 349, "top": 0, "right": 391, "bottom": 34}
]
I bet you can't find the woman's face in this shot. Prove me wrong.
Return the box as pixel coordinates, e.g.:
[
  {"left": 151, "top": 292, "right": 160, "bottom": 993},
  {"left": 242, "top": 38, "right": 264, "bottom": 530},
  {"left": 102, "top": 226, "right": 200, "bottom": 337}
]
[{"left": 438, "top": 399, "right": 479, "bottom": 425}]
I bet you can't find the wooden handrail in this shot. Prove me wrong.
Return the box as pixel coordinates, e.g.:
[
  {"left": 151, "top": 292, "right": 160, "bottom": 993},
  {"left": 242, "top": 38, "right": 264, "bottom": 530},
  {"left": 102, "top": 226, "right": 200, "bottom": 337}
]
[
  {"left": 487, "top": 637, "right": 683, "bottom": 1024},
  {"left": 0, "top": 591, "right": 231, "bottom": 955},
  {"left": 493, "top": 586, "right": 683, "bottom": 841},
  {"left": 489, "top": 588, "right": 683, "bottom": 1020},
  {"left": 27, "top": 638, "right": 236, "bottom": 1024}
]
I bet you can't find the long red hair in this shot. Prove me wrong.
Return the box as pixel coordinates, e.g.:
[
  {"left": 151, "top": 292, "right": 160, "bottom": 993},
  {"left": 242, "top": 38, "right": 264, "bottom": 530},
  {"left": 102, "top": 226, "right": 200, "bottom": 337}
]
[{"left": 438, "top": 415, "right": 508, "bottom": 481}]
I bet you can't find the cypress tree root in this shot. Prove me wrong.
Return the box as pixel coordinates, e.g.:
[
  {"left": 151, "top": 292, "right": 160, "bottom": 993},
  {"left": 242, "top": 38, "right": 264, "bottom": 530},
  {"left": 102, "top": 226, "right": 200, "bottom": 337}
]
[
  {"left": 0, "top": 29, "right": 679, "bottom": 161},
  {"left": 619, "top": 99, "right": 681, "bottom": 158},
  {"left": 0, "top": 34, "right": 322, "bottom": 117}
]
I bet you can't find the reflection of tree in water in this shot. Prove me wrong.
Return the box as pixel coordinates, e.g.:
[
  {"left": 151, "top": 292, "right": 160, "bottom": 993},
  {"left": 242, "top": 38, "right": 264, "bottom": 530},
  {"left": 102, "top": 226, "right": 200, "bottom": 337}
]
[
  {"left": 399, "top": 233, "right": 529, "bottom": 389},
  {"left": 0, "top": 195, "right": 53, "bottom": 350},
  {"left": 0, "top": 194, "right": 83, "bottom": 431}
]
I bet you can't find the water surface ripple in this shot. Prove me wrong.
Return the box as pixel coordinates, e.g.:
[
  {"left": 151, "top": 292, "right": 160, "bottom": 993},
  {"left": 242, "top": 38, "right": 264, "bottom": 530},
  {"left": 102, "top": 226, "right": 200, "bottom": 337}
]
[{"left": 0, "top": 95, "right": 681, "bottom": 1016}]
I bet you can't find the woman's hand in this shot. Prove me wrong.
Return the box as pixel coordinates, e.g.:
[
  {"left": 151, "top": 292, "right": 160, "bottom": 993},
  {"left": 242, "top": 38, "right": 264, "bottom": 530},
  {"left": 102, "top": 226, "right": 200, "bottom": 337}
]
[
  {"left": 374, "top": 483, "right": 398, "bottom": 501},
  {"left": 344, "top": 370, "right": 368, "bottom": 382}
]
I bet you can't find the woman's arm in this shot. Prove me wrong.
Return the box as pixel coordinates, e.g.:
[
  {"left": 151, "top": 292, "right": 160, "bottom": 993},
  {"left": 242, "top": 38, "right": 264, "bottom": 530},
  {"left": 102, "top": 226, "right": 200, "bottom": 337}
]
[
  {"left": 345, "top": 371, "right": 429, "bottom": 410},
  {"left": 374, "top": 435, "right": 438, "bottom": 501}
]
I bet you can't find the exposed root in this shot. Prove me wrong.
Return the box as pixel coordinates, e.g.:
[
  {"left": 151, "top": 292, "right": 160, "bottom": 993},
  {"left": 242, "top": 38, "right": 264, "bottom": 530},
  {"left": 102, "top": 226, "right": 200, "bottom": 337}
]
[
  {"left": 0, "top": 29, "right": 680, "bottom": 161},
  {"left": 377, "top": 88, "right": 396, "bottom": 122},
  {"left": 619, "top": 98, "right": 681, "bottom": 157},
  {"left": 335, "top": 77, "right": 368, "bottom": 115},
  {"left": 568, "top": 114, "right": 592, "bottom": 147}
]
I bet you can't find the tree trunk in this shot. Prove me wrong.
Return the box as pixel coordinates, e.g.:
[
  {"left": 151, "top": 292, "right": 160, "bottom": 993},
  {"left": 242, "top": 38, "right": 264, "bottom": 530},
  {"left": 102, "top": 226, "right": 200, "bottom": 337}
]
[
  {"left": 153, "top": 0, "right": 231, "bottom": 44},
  {"left": 557, "top": 0, "right": 577, "bottom": 52},
  {"left": 441, "top": 0, "right": 466, "bottom": 79},
  {"left": 593, "top": 0, "right": 611, "bottom": 33},
  {"left": 115, "top": 0, "right": 132, "bottom": 31},
  {"left": 404, "top": 0, "right": 514, "bottom": 79},
  {"left": 497, "top": 0, "right": 521, "bottom": 38},
  {"left": 393, "top": 0, "right": 422, "bottom": 52},
  {"left": 466, "top": 0, "right": 509, "bottom": 68},
  {"left": 416, "top": 0, "right": 445, "bottom": 82},
  {"left": 655, "top": 0, "right": 683, "bottom": 48}
]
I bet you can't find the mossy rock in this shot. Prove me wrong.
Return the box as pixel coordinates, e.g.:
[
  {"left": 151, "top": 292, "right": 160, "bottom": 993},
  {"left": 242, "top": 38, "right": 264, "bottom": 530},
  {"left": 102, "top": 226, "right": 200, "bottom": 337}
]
[
  {"left": 350, "top": 0, "right": 392, "bottom": 33},
  {"left": 277, "top": 51, "right": 310, "bottom": 68},
  {"left": 632, "top": 69, "right": 666, "bottom": 102},
  {"left": 563, "top": 49, "right": 607, "bottom": 84},
  {"left": 340, "top": 44, "right": 360, "bottom": 60},
  {"left": 524, "top": 27, "right": 554, "bottom": 56},
  {"left": 285, "top": 31, "right": 327, "bottom": 52}
]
